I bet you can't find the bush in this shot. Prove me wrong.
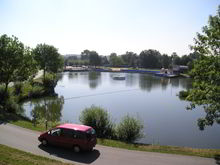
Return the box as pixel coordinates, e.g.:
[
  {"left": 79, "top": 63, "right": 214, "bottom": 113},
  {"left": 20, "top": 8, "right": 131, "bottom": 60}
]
[
  {"left": 29, "top": 86, "right": 44, "bottom": 98},
  {"left": 0, "top": 86, "right": 20, "bottom": 113},
  {"left": 43, "top": 73, "right": 57, "bottom": 89},
  {"left": 14, "top": 82, "right": 23, "bottom": 95},
  {"left": 117, "top": 114, "right": 144, "bottom": 143},
  {"left": 79, "top": 105, "right": 115, "bottom": 138},
  {"left": 178, "top": 90, "right": 189, "bottom": 100}
]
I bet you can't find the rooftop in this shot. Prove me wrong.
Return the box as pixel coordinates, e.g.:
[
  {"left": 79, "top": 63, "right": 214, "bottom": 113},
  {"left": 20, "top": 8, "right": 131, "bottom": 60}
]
[{"left": 57, "top": 123, "right": 92, "bottom": 132}]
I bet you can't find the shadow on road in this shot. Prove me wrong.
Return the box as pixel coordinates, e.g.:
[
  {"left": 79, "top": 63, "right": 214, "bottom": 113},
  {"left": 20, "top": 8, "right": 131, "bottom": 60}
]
[
  {"left": 215, "top": 154, "right": 220, "bottom": 165},
  {"left": 38, "top": 144, "right": 100, "bottom": 164}
]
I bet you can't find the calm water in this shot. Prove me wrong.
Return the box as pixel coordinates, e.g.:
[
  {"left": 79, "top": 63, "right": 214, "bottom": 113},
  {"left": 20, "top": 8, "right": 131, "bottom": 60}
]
[{"left": 23, "top": 72, "right": 220, "bottom": 149}]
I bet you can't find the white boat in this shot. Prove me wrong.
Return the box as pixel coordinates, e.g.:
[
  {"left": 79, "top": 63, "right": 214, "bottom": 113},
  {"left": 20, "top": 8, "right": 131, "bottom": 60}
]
[{"left": 113, "top": 75, "right": 126, "bottom": 80}]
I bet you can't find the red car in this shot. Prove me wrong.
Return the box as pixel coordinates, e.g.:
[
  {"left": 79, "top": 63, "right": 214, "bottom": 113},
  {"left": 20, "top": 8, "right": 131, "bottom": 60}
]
[{"left": 38, "top": 123, "right": 96, "bottom": 152}]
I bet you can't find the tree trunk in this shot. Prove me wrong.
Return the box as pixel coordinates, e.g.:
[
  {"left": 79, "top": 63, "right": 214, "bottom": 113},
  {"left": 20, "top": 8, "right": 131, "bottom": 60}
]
[
  {"left": 43, "top": 69, "right": 46, "bottom": 83},
  {"left": 4, "top": 82, "right": 9, "bottom": 96}
]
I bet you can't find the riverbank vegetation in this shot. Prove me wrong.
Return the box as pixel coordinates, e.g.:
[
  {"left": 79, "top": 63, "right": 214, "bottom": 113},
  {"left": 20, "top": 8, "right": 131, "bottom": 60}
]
[
  {"left": 80, "top": 105, "right": 144, "bottom": 143},
  {"left": 65, "top": 49, "right": 200, "bottom": 70},
  {"left": 179, "top": 6, "right": 220, "bottom": 130},
  {"left": 1, "top": 113, "right": 220, "bottom": 158},
  {"left": 0, "top": 144, "right": 73, "bottom": 165},
  {"left": 0, "top": 34, "right": 64, "bottom": 114}
]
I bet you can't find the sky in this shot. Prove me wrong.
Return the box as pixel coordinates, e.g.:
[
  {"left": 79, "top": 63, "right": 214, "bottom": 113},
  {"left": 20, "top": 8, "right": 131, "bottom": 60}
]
[{"left": 0, "top": 0, "right": 219, "bottom": 56}]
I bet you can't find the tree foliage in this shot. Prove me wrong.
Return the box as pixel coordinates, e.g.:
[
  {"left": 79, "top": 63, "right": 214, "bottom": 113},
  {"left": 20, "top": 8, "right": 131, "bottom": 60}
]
[
  {"left": 31, "top": 96, "right": 64, "bottom": 130},
  {"left": 33, "top": 44, "right": 63, "bottom": 81},
  {"left": 139, "top": 49, "right": 161, "bottom": 68},
  {"left": 0, "top": 34, "right": 37, "bottom": 93},
  {"left": 186, "top": 6, "right": 220, "bottom": 130},
  {"left": 79, "top": 105, "right": 115, "bottom": 138},
  {"left": 117, "top": 114, "right": 144, "bottom": 142}
]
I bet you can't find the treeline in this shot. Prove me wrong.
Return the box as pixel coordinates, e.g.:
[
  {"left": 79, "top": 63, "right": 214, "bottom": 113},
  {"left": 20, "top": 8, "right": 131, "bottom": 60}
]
[
  {"left": 65, "top": 49, "right": 200, "bottom": 69},
  {"left": 0, "top": 34, "right": 64, "bottom": 112}
]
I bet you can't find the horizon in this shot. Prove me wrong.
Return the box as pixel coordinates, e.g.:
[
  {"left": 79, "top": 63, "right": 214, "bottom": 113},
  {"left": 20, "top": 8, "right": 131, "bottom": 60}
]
[{"left": 0, "top": 0, "right": 219, "bottom": 56}]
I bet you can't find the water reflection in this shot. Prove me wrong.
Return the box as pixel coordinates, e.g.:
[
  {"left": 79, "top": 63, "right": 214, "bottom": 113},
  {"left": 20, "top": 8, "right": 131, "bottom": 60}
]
[
  {"left": 139, "top": 74, "right": 161, "bottom": 91},
  {"left": 125, "top": 73, "right": 138, "bottom": 87},
  {"left": 88, "top": 72, "right": 101, "bottom": 89},
  {"left": 30, "top": 96, "right": 64, "bottom": 130}
]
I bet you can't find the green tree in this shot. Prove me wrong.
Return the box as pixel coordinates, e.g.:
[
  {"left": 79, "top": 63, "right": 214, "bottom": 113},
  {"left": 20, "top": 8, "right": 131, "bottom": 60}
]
[
  {"left": 89, "top": 51, "right": 101, "bottom": 67},
  {"left": 161, "top": 54, "right": 171, "bottom": 68},
  {"left": 139, "top": 49, "right": 161, "bottom": 68},
  {"left": 33, "top": 44, "right": 63, "bottom": 82},
  {"left": 121, "top": 51, "right": 138, "bottom": 67},
  {"left": 0, "top": 34, "right": 37, "bottom": 94},
  {"left": 117, "top": 114, "right": 144, "bottom": 142},
  {"left": 31, "top": 96, "right": 64, "bottom": 130},
  {"left": 109, "top": 53, "right": 124, "bottom": 67},
  {"left": 186, "top": 6, "right": 220, "bottom": 130}
]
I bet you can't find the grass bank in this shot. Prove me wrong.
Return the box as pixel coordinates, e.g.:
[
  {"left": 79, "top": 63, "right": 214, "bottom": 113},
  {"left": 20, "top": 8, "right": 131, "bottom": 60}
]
[
  {"left": 98, "top": 139, "right": 220, "bottom": 158},
  {"left": 1, "top": 112, "right": 220, "bottom": 158},
  {"left": 0, "top": 144, "right": 73, "bottom": 165}
]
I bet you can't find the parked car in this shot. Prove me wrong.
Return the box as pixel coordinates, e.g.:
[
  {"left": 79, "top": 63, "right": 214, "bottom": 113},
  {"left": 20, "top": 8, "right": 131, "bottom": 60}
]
[{"left": 38, "top": 123, "right": 96, "bottom": 152}]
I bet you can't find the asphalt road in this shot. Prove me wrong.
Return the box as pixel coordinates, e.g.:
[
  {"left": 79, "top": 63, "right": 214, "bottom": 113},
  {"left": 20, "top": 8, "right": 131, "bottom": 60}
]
[{"left": 0, "top": 123, "right": 218, "bottom": 165}]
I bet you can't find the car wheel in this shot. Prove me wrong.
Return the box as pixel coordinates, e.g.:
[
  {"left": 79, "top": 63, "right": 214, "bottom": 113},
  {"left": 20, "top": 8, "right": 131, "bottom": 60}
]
[
  {"left": 42, "top": 139, "right": 48, "bottom": 146},
  {"left": 73, "top": 146, "right": 80, "bottom": 153}
]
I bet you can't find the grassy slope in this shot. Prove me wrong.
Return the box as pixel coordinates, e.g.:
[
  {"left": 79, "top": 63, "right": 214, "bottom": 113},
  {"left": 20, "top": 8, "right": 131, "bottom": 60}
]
[
  {"left": 1, "top": 112, "right": 220, "bottom": 158},
  {"left": 0, "top": 144, "right": 73, "bottom": 165}
]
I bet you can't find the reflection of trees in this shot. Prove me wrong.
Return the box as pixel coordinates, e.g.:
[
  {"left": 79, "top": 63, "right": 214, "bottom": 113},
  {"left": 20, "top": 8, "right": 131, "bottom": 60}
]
[
  {"left": 139, "top": 74, "right": 161, "bottom": 91},
  {"left": 179, "top": 78, "right": 193, "bottom": 90},
  {"left": 31, "top": 96, "right": 64, "bottom": 130},
  {"left": 125, "top": 73, "right": 138, "bottom": 87},
  {"left": 170, "top": 78, "right": 180, "bottom": 88},
  {"left": 57, "top": 73, "right": 64, "bottom": 81},
  {"left": 88, "top": 72, "right": 101, "bottom": 89},
  {"left": 160, "top": 78, "right": 169, "bottom": 90},
  {"left": 68, "top": 72, "right": 78, "bottom": 80}
]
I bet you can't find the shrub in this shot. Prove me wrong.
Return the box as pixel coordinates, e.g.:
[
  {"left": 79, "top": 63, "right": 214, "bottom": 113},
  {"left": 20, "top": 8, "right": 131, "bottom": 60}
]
[
  {"left": 0, "top": 85, "right": 20, "bottom": 113},
  {"left": 79, "top": 105, "right": 115, "bottom": 138},
  {"left": 29, "top": 86, "right": 44, "bottom": 98},
  {"left": 43, "top": 73, "right": 57, "bottom": 89},
  {"left": 117, "top": 114, "right": 144, "bottom": 143},
  {"left": 178, "top": 90, "right": 189, "bottom": 100},
  {"left": 14, "top": 82, "right": 23, "bottom": 95}
]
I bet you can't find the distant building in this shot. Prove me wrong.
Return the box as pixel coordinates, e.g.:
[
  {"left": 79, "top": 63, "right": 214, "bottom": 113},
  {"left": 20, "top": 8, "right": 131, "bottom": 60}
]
[{"left": 173, "top": 65, "right": 189, "bottom": 74}]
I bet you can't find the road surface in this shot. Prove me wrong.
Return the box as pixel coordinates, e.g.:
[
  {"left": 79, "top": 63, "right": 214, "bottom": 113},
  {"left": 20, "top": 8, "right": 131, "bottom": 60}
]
[{"left": 0, "top": 123, "right": 218, "bottom": 165}]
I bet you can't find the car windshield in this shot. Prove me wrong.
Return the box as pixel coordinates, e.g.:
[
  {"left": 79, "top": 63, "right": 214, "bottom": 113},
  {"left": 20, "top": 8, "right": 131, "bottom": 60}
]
[{"left": 86, "top": 128, "right": 96, "bottom": 135}]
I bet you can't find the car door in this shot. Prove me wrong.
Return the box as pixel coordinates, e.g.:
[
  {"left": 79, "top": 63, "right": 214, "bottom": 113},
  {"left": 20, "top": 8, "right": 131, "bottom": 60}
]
[
  {"left": 59, "top": 128, "right": 76, "bottom": 148},
  {"left": 47, "top": 128, "right": 62, "bottom": 146}
]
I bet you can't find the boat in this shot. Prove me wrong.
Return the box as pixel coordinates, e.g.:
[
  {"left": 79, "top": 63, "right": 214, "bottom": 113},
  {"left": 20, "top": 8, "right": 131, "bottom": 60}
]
[
  {"left": 155, "top": 73, "right": 178, "bottom": 78},
  {"left": 112, "top": 75, "right": 126, "bottom": 80}
]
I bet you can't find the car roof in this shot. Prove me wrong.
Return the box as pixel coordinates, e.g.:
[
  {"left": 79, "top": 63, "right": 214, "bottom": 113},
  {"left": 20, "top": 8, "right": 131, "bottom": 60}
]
[{"left": 56, "top": 123, "right": 92, "bottom": 132}]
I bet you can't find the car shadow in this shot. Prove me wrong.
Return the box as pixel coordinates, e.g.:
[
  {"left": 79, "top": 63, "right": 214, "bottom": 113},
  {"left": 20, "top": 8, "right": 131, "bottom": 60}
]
[
  {"left": 38, "top": 144, "right": 100, "bottom": 164},
  {"left": 215, "top": 154, "right": 220, "bottom": 165}
]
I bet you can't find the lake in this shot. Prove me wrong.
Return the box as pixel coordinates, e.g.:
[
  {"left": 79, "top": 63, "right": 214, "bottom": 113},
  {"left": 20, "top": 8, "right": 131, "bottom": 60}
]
[{"left": 23, "top": 72, "right": 220, "bottom": 149}]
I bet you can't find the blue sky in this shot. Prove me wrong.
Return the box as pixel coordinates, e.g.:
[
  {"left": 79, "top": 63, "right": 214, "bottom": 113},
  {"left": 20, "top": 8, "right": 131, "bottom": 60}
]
[{"left": 0, "top": 0, "right": 219, "bottom": 56}]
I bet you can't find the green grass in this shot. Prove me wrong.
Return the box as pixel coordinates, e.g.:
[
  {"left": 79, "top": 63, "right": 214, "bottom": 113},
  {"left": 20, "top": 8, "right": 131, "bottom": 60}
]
[
  {"left": 97, "top": 139, "right": 220, "bottom": 158},
  {"left": 1, "top": 112, "right": 220, "bottom": 158},
  {"left": 0, "top": 112, "right": 56, "bottom": 132},
  {"left": 0, "top": 144, "right": 73, "bottom": 165}
]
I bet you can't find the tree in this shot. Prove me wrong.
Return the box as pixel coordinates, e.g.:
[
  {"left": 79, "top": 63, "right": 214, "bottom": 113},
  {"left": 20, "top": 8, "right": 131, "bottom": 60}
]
[
  {"left": 121, "top": 51, "right": 138, "bottom": 67},
  {"left": 0, "top": 34, "right": 37, "bottom": 94},
  {"left": 109, "top": 53, "right": 124, "bottom": 67},
  {"left": 171, "top": 52, "right": 181, "bottom": 65},
  {"left": 31, "top": 96, "right": 64, "bottom": 130},
  {"left": 161, "top": 54, "right": 171, "bottom": 68},
  {"left": 139, "top": 49, "right": 161, "bottom": 68},
  {"left": 33, "top": 44, "right": 63, "bottom": 82},
  {"left": 186, "top": 6, "right": 220, "bottom": 130},
  {"left": 89, "top": 51, "right": 101, "bottom": 67}
]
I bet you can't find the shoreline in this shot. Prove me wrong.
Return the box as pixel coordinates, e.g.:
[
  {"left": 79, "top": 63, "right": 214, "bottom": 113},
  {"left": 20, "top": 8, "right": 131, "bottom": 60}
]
[{"left": 0, "top": 112, "right": 219, "bottom": 158}]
